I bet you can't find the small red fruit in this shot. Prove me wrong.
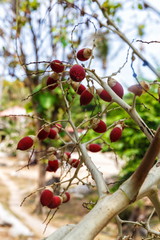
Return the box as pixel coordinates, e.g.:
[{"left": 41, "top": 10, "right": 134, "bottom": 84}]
[
  {"left": 71, "top": 82, "right": 86, "bottom": 95},
  {"left": 37, "top": 126, "right": 50, "bottom": 140},
  {"left": 69, "top": 64, "right": 86, "bottom": 82},
  {"left": 96, "top": 79, "right": 123, "bottom": 102},
  {"left": 128, "top": 84, "right": 143, "bottom": 96},
  {"left": 68, "top": 159, "right": 80, "bottom": 168},
  {"left": 77, "top": 48, "right": 92, "bottom": 61},
  {"left": 108, "top": 78, "right": 124, "bottom": 99},
  {"left": 80, "top": 88, "right": 94, "bottom": 105},
  {"left": 110, "top": 124, "right": 123, "bottom": 142},
  {"left": 46, "top": 160, "right": 59, "bottom": 172},
  {"left": 128, "top": 81, "right": 150, "bottom": 96},
  {"left": 48, "top": 128, "right": 58, "bottom": 139},
  {"left": 50, "top": 60, "right": 64, "bottom": 73},
  {"left": 96, "top": 88, "right": 112, "bottom": 102},
  {"left": 62, "top": 192, "right": 70, "bottom": 203},
  {"left": 47, "top": 196, "right": 62, "bottom": 209},
  {"left": 46, "top": 73, "right": 59, "bottom": 90},
  {"left": 17, "top": 136, "right": 35, "bottom": 151},
  {"left": 87, "top": 143, "right": 102, "bottom": 152},
  {"left": 91, "top": 118, "right": 107, "bottom": 133},
  {"left": 63, "top": 152, "right": 71, "bottom": 161},
  {"left": 40, "top": 189, "right": 53, "bottom": 206}
]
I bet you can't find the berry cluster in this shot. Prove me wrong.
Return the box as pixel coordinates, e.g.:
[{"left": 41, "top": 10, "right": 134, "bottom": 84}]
[
  {"left": 40, "top": 189, "right": 70, "bottom": 209},
  {"left": 17, "top": 123, "right": 62, "bottom": 151},
  {"left": 46, "top": 48, "right": 124, "bottom": 107},
  {"left": 17, "top": 47, "right": 125, "bottom": 211}
]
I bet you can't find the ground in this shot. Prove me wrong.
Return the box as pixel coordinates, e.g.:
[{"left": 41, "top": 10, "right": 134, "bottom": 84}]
[{"left": 0, "top": 155, "right": 159, "bottom": 240}]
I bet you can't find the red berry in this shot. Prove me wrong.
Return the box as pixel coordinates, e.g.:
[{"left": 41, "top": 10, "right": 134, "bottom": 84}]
[
  {"left": 17, "top": 136, "right": 35, "bottom": 151},
  {"left": 87, "top": 143, "right": 102, "bottom": 152},
  {"left": 77, "top": 48, "right": 92, "bottom": 61},
  {"left": 46, "top": 160, "right": 59, "bottom": 172},
  {"left": 37, "top": 126, "right": 50, "bottom": 140},
  {"left": 128, "top": 84, "right": 143, "bottom": 96},
  {"left": 46, "top": 73, "right": 59, "bottom": 90},
  {"left": 68, "top": 159, "right": 80, "bottom": 168},
  {"left": 96, "top": 88, "right": 112, "bottom": 102},
  {"left": 77, "top": 84, "right": 86, "bottom": 95},
  {"left": 50, "top": 60, "right": 64, "bottom": 73},
  {"left": 69, "top": 64, "right": 86, "bottom": 82},
  {"left": 108, "top": 78, "right": 124, "bottom": 99},
  {"left": 63, "top": 152, "right": 71, "bottom": 160},
  {"left": 71, "top": 82, "right": 86, "bottom": 95},
  {"left": 80, "top": 88, "right": 94, "bottom": 106},
  {"left": 97, "top": 79, "right": 123, "bottom": 102},
  {"left": 91, "top": 119, "right": 107, "bottom": 133},
  {"left": 48, "top": 128, "right": 57, "bottom": 139},
  {"left": 40, "top": 189, "right": 53, "bottom": 206},
  {"left": 62, "top": 192, "right": 70, "bottom": 203},
  {"left": 110, "top": 125, "right": 123, "bottom": 142},
  {"left": 47, "top": 196, "right": 62, "bottom": 209}
]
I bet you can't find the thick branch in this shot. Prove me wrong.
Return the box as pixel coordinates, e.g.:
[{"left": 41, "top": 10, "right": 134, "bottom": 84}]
[
  {"left": 43, "top": 224, "right": 75, "bottom": 240},
  {"left": 148, "top": 190, "right": 160, "bottom": 220},
  {"left": 120, "top": 126, "right": 160, "bottom": 201},
  {"left": 62, "top": 189, "right": 129, "bottom": 240},
  {"left": 137, "top": 163, "right": 160, "bottom": 199}
]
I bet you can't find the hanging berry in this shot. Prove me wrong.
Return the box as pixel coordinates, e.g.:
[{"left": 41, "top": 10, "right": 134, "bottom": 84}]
[
  {"left": 77, "top": 48, "right": 92, "bottom": 61},
  {"left": 17, "top": 136, "right": 36, "bottom": 151},
  {"left": 50, "top": 60, "right": 64, "bottom": 73},
  {"left": 91, "top": 118, "right": 107, "bottom": 133},
  {"left": 110, "top": 124, "right": 123, "bottom": 142},
  {"left": 70, "top": 64, "right": 86, "bottom": 82}
]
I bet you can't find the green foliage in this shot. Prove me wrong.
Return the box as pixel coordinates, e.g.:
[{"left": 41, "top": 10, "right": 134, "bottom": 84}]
[
  {"left": 138, "top": 3, "right": 143, "bottom": 10},
  {"left": 137, "top": 24, "right": 145, "bottom": 36},
  {"left": 20, "top": 0, "right": 40, "bottom": 12},
  {"left": 53, "top": 27, "right": 69, "bottom": 48},
  {"left": 65, "top": 0, "right": 74, "bottom": 3},
  {"left": 102, "top": 0, "right": 122, "bottom": 16},
  {"left": 1, "top": 80, "right": 28, "bottom": 110},
  {"left": 32, "top": 82, "right": 65, "bottom": 121},
  {"left": 39, "top": 91, "right": 56, "bottom": 110}
]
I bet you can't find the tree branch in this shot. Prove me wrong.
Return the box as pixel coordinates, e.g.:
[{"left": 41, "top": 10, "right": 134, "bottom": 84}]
[
  {"left": 120, "top": 126, "right": 160, "bottom": 202},
  {"left": 148, "top": 190, "right": 160, "bottom": 220}
]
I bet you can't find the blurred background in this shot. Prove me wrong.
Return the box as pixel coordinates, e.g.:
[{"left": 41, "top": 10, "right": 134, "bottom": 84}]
[{"left": 0, "top": 0, "right": 160, "bottom": 239}]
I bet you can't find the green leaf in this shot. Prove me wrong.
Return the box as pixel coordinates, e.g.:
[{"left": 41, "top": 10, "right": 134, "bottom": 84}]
[
  {"left": 25, "top": 102, "right": 33, "bottom": 113},
  {"left": 66, "top": 0, "right": 74, "bottom": 3},
  {"left": 138, "top": 3, "right": 143, "bottom": 10},
  {"left": 33, "top": 84, "right": 42, "bottom": 93},
  {"left": 60, "top": 36, "right": 68, "bottom": 47},
  {"left": 39, "top": 93, "right": 55, "bottom": 109},
  {"left": 138, "top": 24, "right": 145, "bottom": 36}
]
